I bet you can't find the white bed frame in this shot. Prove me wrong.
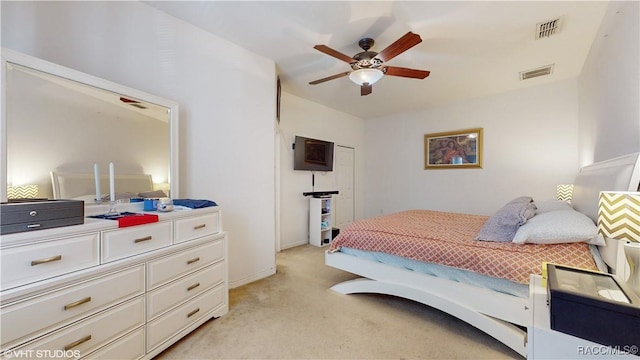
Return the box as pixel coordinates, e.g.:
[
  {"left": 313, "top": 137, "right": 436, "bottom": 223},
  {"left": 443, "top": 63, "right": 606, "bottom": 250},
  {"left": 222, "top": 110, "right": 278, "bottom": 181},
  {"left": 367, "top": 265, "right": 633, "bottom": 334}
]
[
  {"left": 50, "top": 171, "right": 154, "bottom": 200},
  {"left": 325, "top": 152, "right": 640, "bottom": 358}
]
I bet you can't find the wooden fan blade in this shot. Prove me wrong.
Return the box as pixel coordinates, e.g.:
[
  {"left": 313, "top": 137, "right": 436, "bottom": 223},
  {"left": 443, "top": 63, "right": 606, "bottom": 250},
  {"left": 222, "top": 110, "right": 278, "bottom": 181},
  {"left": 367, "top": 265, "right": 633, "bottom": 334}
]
[
  {"left": 376, "top": 32, "right": 422, "bottom": 62},
  {"left": 120, "top": 97, "right": 140, "bottom": 103},
  {"left": 309, "top": 72, "right": 350, "bottom": 85},
  {"left": 384, "top": 66, "right": 430, "bottom": 79},
  {"left": 313, "top": 45, "right": 356, "bottom": 64},
  {"left": 361, "top": 83, "right": 372, "bottom": 96}
]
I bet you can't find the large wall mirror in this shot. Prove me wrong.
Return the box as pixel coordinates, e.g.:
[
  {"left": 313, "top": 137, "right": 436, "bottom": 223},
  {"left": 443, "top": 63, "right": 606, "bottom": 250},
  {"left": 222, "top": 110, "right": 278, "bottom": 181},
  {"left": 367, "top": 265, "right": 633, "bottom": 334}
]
[{"left": 1, "top": 48, "right": 179, "bottom": 206}]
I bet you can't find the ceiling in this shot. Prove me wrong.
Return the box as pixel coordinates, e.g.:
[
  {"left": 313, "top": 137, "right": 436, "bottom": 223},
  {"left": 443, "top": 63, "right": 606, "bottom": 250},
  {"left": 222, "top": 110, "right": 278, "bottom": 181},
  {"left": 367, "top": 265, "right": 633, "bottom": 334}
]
[{"left": 147, "top": 1, "right": 609, "bottom": 119}]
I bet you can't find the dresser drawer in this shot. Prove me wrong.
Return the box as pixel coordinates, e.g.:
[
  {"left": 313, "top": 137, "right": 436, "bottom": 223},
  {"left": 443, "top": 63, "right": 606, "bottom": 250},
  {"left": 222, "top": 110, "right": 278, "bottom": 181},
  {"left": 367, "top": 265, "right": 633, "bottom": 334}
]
[
  {"left": 147, "top": 263, "right": 224, "bottom": 320},
  {"left": 0, "top": 234, "right": 99, "bottom": 290},
  {"left": 146, "top": 238, "right": 224, "bottom": 289},
  {"left": 146, "top": 286, "right": 225, "bottom": 351},
  {"left": 1, "top": 265, "right": 144, "bottom": 348},
  {"left": 174, "top": 212, "right": 220, "bottom": 244},
  {"left": 81, "top": 327, "right": 145, "bottom": 360},
  {"left": 17, "top": 297, "right": 144, "bottom": 359},
  {"left": 102, "top": 222, "right": 172, "bottom": 263}
]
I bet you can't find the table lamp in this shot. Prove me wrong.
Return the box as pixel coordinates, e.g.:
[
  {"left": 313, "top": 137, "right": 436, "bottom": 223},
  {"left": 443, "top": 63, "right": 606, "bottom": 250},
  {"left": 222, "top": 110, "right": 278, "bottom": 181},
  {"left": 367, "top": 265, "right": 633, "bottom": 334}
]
[
  {"left": 597, "top": 191, "right": 640, "bottom": 295},
  {"left": 7, "top": 184, "right": 39, "bottom": 199},
  {"left": 556, "top": 184, "right": 574, "bottom": 202}
]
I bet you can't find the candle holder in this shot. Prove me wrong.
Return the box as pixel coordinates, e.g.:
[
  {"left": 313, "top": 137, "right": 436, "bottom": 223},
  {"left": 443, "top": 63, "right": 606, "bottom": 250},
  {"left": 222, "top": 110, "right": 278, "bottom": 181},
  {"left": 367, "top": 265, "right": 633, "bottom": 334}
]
[{"left": 106, "top": 200, "right": 119, "bottom": 216}]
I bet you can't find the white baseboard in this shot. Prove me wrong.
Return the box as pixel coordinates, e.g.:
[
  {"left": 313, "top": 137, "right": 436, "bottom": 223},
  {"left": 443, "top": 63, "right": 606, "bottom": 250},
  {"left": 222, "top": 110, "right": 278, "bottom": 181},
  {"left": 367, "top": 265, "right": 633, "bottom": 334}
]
[
  {"left": 279, "top": 240, "right": 309, "bottom": 251},
  {"left": 229, "top": 267, "right": 276, "bottom": 289}
]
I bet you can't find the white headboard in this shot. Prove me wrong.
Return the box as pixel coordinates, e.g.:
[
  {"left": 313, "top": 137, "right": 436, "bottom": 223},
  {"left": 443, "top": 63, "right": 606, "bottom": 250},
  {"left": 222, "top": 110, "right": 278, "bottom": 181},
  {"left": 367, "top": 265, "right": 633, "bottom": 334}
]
[
  {"left": 570, "top": 152, "right": 640, "bottom": 273},
  {"left": 50, "top": 171, "right": 154, "bottom": 200},
  {"left": 571, "top": 152, "right": 640, "bottom": 223}
]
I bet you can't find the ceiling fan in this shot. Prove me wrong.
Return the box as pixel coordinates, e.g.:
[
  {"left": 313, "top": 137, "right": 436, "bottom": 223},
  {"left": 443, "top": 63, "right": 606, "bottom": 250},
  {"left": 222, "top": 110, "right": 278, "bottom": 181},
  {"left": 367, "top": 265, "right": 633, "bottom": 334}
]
[{"left": 309, "top": 31, "right": 430, "bottom": 96}]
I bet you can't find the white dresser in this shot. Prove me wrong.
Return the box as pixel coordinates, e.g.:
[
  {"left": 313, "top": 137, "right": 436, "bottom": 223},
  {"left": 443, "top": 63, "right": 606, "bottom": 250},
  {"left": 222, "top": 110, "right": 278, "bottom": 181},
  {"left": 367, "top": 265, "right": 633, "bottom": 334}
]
[{"left": 0, "top": 206, "right": 228, "bottom": 359}]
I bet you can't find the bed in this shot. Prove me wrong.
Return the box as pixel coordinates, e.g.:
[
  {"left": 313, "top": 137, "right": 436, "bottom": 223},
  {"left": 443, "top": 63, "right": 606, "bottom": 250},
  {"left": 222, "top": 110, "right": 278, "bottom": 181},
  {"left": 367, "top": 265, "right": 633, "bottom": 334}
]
[
  {"left": 325, "top": 152, "right": 640, "bottom": 357},
  {"left": 50, "top": 171, "right": 161, "bottom": 202}
]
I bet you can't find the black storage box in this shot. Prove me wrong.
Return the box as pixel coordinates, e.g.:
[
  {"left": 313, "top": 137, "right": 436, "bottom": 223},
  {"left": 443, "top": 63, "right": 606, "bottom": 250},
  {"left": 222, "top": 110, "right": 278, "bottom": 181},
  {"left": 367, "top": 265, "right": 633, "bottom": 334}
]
[
  {"left": 1, "top": 199, "right": 84, "bottom": 235},
  {"left": 547, "top": 264, "right": 640, "bottom": 348}
]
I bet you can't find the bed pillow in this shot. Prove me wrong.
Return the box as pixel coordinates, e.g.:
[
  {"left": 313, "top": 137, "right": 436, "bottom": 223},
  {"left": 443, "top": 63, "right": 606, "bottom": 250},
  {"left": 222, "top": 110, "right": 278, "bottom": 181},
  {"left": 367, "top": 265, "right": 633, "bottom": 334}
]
[
  {"left": 476, "top": 197, "right": 537, "bottom": 242},
  {"left": 534, "top": 200, "right": 572, "bottom": 214},
  {"left": 138, "top": 190, "right": 167, "bottom": 198},
  {"left": 100, "top": 192, "right": 137, "bottom": 201},
  {"left": 512, "top": 209, "right": 605, "bottom": 245}
]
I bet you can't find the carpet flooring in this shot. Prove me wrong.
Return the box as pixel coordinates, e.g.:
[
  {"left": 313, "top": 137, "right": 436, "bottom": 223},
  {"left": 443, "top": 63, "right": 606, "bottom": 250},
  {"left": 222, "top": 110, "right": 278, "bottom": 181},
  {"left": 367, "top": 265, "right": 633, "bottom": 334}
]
[{"left": 155, "top": 245, "right": 523, "bottom": 359}]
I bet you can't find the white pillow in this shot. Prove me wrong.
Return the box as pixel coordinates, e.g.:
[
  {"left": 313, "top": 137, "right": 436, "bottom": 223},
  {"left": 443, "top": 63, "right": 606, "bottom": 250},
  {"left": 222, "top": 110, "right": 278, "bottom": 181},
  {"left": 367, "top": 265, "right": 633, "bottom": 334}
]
[
  {"left": 513, "top": 209, "right": 605, "bottom": 246},
  {"left": 534, "top": 200, "right": 572, "bottom": 214}
]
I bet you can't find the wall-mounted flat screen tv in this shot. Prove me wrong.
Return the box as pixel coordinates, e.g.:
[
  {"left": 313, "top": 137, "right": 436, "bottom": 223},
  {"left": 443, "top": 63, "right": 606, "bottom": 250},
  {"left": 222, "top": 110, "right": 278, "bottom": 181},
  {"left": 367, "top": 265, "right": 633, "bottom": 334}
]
[{"left": 293, "top": 136, "right": 334, "bottom": 172}]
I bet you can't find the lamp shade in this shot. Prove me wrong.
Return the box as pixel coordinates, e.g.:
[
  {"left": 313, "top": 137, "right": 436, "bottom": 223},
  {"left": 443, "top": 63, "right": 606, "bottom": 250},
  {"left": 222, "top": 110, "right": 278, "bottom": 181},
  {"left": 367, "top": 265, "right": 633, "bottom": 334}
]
[
  {"left": 7, "top": 184, "right": 39, "bottom": 199},
  {"left": 348, "top": 69, "right": 384, "bottom": 86},
  {"left": 597, "top": 191, "right": 640, "bottom": 242},
  {"left": 556, "top": 184, "right": 574, "bottom": 202}
]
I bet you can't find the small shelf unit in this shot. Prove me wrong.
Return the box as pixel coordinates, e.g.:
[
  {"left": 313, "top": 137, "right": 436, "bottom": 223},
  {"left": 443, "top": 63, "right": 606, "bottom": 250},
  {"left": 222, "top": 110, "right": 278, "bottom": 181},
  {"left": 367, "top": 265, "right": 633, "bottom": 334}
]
[{"left": 309, "top": 196, "right": 334, "bottom": 247}]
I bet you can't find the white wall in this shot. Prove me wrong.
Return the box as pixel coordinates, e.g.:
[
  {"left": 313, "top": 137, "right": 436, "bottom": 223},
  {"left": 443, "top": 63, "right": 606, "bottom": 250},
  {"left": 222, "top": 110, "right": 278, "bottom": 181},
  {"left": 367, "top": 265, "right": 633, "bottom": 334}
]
[
  {"left": 335, "top": 0, "right": 640, "bottom": 219},
  {"left": 578, "top": 1, "right": 640, "bottom": 166},
  {"left": 1, "top": 1, "right": 276, "bottom": 288},
  {"left": 278, "top": 91, "right": 365, "bottom": 249},
  {"left": 364, "top": 79, "right": 580, "bottom": 217}
]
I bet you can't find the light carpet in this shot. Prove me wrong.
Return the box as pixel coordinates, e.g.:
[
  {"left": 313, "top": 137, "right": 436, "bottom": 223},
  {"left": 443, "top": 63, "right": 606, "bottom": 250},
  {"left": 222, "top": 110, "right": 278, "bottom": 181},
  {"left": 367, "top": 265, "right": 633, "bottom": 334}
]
[{"left": 155, "top": 244, "right": 523, "bottom": 359}]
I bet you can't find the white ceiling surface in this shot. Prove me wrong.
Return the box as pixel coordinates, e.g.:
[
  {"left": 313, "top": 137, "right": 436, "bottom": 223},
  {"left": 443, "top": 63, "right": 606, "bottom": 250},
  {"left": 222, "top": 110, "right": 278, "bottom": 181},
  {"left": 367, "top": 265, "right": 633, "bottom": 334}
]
[{"left": 147, "top": 1, "right": 609, "bottom": 119}]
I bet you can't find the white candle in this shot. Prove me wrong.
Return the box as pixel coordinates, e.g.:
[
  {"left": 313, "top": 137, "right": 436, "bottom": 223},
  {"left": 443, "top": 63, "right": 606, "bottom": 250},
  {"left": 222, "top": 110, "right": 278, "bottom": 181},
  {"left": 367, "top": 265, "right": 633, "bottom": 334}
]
[
  {"left": 109, "top": 162, "right": 115, "bottom": 202},
  {"left": 94, "top": 163, "right": 101, "bottom": 202}
]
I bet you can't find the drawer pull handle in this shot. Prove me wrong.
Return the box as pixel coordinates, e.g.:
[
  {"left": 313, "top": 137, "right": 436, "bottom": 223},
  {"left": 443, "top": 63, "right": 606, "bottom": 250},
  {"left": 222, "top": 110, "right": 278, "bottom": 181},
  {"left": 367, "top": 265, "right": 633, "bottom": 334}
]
[
  {"left": 187, "top": 283, "right": 200, "bottom": 291},
  {"left": 187, "top": 308, "right": 200, "bottom": 318},
  {"left": 187, "top": 257, "right": 200, "bottom": 265},
  {"left": 31, "top": 255, "right": 62, "bottom": 266},
  {"left": 134, "top": 235, "right": 153, "bottom": 243},
  {"left": 64, "top": 335, "right": 92, "bottom": 350},
  {"left": 64, "top": 296, "right": 92, "bottom": 310},
  {"left": 194, "top": 224, "right": 206, "bottom": 230}
]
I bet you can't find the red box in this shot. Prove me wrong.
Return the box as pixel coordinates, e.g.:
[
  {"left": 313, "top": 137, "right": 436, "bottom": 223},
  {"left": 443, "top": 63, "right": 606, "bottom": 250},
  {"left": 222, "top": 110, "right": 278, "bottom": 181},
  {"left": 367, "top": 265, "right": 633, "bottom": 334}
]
[{"left": 117, "top": 213, "right": 159, "bottom": 228}]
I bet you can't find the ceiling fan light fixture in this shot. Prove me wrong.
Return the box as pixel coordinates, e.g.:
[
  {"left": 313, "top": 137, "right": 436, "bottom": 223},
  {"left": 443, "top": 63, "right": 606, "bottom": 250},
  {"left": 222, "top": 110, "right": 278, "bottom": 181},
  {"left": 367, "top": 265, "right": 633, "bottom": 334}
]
[{"left": 349, "top": 68, "right": 384, "bottom": 86}]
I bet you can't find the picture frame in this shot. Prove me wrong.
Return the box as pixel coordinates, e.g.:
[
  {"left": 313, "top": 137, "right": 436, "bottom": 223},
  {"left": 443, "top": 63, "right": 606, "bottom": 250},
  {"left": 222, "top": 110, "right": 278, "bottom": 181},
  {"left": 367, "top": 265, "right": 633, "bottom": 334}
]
[{"left": 424, "top": 128, "right": 483, "bottom": 169}]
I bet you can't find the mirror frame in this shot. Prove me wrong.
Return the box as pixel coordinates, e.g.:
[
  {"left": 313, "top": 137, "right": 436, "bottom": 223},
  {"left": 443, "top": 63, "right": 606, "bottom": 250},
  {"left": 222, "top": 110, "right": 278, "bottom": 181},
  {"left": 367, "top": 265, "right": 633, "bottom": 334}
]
[{"left": 1, "top": 48, "right": 180, "bottom": 207}]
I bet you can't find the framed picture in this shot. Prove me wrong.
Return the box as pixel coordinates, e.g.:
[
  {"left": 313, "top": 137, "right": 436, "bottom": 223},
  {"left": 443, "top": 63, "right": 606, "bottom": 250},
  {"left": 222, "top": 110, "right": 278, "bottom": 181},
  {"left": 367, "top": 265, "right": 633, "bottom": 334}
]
[{"left": 424, "top": 128, "right": 483, "bottom": 169}]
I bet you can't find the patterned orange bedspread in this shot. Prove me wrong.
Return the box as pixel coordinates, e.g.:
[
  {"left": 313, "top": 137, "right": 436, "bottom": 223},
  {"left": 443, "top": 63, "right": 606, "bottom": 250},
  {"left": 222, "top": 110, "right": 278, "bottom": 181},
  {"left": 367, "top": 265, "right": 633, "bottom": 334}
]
[{"left": 328, "top": 210, "right": 598, "bottom": 284}]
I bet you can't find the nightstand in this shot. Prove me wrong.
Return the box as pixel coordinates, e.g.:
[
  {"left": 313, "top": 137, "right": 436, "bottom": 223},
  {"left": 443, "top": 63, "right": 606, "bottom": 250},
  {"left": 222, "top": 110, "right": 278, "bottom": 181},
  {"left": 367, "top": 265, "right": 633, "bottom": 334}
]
[{"left": 528, "top": 275, "right": 639, "bottom": 359}]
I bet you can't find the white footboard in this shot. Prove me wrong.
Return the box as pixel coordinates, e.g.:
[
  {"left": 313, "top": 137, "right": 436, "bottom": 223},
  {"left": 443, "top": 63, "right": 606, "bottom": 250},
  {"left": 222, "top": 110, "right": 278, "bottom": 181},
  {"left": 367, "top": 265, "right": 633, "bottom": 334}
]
[{"left": 325, "top": 250, "right": 530, "bottom": 357}]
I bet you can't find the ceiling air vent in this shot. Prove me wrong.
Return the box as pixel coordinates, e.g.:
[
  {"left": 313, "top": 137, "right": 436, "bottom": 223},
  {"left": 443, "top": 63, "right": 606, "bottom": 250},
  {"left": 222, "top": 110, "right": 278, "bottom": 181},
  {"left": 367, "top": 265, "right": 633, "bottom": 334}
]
[
  {"left": 536, "top": 17, "right": 563, "bottom": 39},
  {"left": 520, "top": 65, "right": 554, "bottom": 81}
]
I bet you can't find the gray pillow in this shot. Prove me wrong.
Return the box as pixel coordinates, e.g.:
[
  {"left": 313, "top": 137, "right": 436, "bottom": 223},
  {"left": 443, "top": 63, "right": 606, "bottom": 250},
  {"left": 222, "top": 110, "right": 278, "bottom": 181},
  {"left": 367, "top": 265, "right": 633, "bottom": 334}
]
[
  {"left": 513, "top": 209, "right": 605, "bottom": 245},
  {"left": 476, "top": 197, "right": 537, "bottom": 242},
  {"left": 138, "top": 190, "right": 168, "bottom": 198}
]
